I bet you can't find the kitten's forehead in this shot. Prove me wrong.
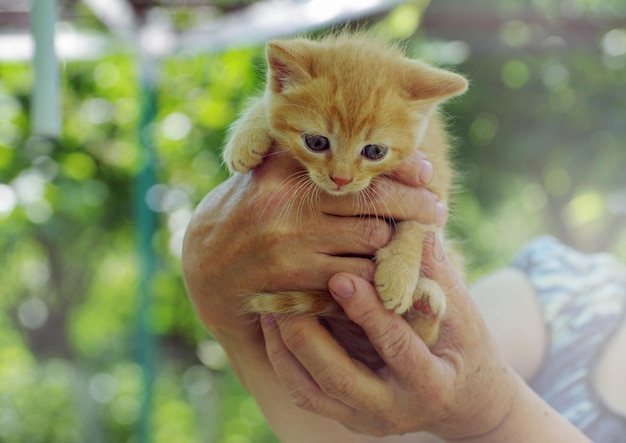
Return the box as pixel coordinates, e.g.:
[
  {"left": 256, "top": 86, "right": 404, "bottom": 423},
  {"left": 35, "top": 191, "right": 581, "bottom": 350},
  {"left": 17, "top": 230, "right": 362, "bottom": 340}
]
[
  {"left": 316, "top": 54, "right": 396, "bottom": 92},
  {"left": 313, "top": 39, "right": 405, "bottom": 82},
  {"left": 312, "top": 47, "right": 417, "bottom": 131},
  {"left": 325, "top": 82, "right": 415, "bottom": 141}
]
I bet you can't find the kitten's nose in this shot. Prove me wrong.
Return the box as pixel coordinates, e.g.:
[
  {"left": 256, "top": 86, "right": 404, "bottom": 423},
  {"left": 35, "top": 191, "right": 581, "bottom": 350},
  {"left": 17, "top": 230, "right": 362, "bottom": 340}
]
[{"left": 331, "top": 176, "right": 353, "bottom": 187}]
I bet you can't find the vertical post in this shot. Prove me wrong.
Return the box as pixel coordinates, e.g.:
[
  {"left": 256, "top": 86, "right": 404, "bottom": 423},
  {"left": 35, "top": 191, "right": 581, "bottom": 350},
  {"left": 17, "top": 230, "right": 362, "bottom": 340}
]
[
  {"left": 30, "top": 0, "right": 61, "bottom": 138},
  {"left": 134, "top": 51, "right": 158, "bottom": 443}
]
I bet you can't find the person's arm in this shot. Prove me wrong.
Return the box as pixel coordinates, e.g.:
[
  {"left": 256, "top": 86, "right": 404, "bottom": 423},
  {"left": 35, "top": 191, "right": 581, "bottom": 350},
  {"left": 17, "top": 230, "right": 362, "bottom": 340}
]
[
  {"left": 261, "top": 234, "right": 592, "bottom": 442},
  {"left": 182, "top": 151, "right": 445, "bottom": 442}
]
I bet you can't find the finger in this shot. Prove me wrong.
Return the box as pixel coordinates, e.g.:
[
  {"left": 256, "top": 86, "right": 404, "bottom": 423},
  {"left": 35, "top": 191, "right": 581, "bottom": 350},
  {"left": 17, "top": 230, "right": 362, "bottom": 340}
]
[
  {"left": 258, "top": 237, "right": 380, "bottom": 295},
  {"left": 368, "top": 178, "right": 447, "bottom": 226},
  {"left": 313, "top": 215, "right": 392, "bottom": 257},
  {"left": 283, "top": 255, "right": 375, "bottom": 292},
  {"left": 388, "top": 151, "right": 433, "bottom": 188},
  {"left": 274, "top": 314, "right": 393, "bottom": 414},
  {"left": 321, "top": 256, "right": 377, "bottom": 284},
  {"left": 328, "top": 273, "right": 432, "bottom": 381},
  {"left": 261, "top": 314, "right": 358, "bottom": 420},
  {"left": 320, "top": 180, "right": 447, "bottom": 226}
]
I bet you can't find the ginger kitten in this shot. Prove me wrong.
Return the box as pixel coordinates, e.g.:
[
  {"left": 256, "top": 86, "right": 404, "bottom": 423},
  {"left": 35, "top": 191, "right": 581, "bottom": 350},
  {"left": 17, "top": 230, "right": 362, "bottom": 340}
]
[{"left": 223, "top": 33, "right": 467, "bottom": 348}]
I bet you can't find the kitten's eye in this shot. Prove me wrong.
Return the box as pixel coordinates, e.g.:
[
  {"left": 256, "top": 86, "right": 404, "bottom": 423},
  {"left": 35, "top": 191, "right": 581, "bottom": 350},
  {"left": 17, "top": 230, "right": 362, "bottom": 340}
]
[
  {"left": 304, "top": 134, "right": 330, "bottom": 152},
  {"left": 361, "top": 144, "right": 388, "bottom": 160}
]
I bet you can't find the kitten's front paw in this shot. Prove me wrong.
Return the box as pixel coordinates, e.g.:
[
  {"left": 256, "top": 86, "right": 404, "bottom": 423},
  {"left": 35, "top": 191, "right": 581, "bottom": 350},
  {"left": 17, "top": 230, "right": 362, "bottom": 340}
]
[
  {"left": 375, "top": 267, "right": 416, "bottom": 315},
  {"left": 223, "top": 131, "right": 271, "bottom": 173},
  {"left": 374, "top": 241, "right": 422, "bottom": 314}
]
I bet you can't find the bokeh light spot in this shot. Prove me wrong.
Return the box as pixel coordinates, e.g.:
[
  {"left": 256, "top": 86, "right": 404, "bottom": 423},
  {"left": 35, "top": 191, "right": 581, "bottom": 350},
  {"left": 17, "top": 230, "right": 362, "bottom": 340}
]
[
  {"left": 0, "top": 184, "right": 17, "bottom": 216},
  {"left": 18, "top": 298, "right": 49, "bottom": 329},
  {"left": 161, "top": 112, "right": 192, "bottom": 141},
  {"left": 502, "top": 60, "right": 530, "bottom": 89},
  {"left": 62, "top": 152, "right": 97, "bottom": 181}
]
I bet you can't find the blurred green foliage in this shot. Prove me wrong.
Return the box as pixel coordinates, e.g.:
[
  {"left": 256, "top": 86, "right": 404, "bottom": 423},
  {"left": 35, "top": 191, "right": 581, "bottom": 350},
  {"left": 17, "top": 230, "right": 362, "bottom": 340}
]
[{"left": 0, "top": 0, "right": 625, "bottom": 441}]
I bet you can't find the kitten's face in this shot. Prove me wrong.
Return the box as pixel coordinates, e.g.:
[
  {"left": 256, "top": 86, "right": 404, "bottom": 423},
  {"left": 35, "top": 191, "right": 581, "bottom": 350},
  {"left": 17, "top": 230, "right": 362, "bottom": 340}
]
[
  {"left": 265, "top": 35, "right": 468, "bottom": 196},
  {"left": 270, "top": 82, "right": 421, "bottom": 196}
]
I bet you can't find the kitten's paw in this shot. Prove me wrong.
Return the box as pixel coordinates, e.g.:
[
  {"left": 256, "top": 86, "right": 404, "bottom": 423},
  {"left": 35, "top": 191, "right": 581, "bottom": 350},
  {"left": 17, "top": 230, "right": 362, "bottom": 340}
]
[
  {"left": 406, "top": 278, "right": 446, "bottom": 347},
  {"left": 375, "top": 269, "right": 416, "bottom": 315},
  {"left": 413, "top": 278, "right": 446, "bottom": 318},
  {"left": 223, "top": 132, "right": 271, "bottom": 173},
  {"left": 374, "top": 245, "right": 422, "bottom": 314}
]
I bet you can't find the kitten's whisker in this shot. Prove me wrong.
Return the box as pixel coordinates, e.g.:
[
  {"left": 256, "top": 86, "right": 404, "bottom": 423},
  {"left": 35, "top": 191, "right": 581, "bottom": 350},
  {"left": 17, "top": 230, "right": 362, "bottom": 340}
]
[
  {"left": 282, "top": 171, "right": 312, "bottom": 226},
  {"left": 361, "top": 187, "right": 379, "bottom": 231},
  {"left": 259, "top": 169, "right": 310, "bottom": 228},
  {"left": 309, "top": 184, "right": 322, "bottom": 226},
  {"left": 258, "top": 176, "right": 291, "bottom": 223},
  {"left": 384, "top": 190, "right": 408, "bottom": 226},
  {"left": 368, "top": 185, "right": 399, "bottom": 230},
  {"left": 354, "top": 187, "right": 376, "bottom": 241},
  {"left": 312, "top": 185, "right": 322, "bottom": 225},
  {"left": 292, "top": 176, "right": 317, "bottom": 228},
  {"left": 281, "top": 171, "right": 315, "bottom": 231}
]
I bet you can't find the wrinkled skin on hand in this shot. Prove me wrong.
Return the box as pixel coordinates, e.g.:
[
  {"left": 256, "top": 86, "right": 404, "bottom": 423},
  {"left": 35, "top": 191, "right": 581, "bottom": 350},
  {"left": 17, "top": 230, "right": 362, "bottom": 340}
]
[
  {"left": 182, "top": 151, "right": 592, "bottom": 443},
  {"left": 182, "top": 151, "right": 444, "bottom": 339},
  {"left": 259, "top": 234, "right": 521, "bottom": 440}
]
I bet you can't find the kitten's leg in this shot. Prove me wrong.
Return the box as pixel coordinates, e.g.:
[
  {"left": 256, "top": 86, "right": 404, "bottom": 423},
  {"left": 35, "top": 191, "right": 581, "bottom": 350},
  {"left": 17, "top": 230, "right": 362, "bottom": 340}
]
[
  {"left": 374, "top": 221, "right": 427, "bottom": 313},
  {"left": 375, "top": 221, "right": 447, "bottom": 346},
  {"left": 223, "top": 98, "right": 272, "bottom": 173}
]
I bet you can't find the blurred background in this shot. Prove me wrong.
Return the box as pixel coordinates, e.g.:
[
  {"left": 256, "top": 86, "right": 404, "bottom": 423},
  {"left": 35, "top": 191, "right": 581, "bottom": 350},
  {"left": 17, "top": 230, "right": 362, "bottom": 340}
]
[{"left": 0, "top": 0, "right": 624, "bottom": 441}]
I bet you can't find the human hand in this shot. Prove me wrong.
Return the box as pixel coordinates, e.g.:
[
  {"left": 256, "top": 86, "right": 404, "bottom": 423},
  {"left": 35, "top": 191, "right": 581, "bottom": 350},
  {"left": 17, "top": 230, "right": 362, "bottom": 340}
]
[
  {"left": 260, "top": 233, "right": 521, "bottom": 440},
  {"left": 182, "top": 150, "right": 446, "bottom": 340}
]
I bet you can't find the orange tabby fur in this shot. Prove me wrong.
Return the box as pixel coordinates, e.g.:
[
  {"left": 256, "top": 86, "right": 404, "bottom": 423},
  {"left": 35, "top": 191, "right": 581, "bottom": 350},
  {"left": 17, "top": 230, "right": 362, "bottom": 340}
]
[{"left": 223, "top": 33, "right": 467, "bottom": 348}]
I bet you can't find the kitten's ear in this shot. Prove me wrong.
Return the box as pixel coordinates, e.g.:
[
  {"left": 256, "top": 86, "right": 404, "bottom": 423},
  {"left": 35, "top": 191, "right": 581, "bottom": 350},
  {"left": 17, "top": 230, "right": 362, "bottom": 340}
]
[
  {"left": 403, "top": 61, "right": 468, "bottom": 103},
  {"left": 266, "top": 39, "right": 314, "bottom": 93}
]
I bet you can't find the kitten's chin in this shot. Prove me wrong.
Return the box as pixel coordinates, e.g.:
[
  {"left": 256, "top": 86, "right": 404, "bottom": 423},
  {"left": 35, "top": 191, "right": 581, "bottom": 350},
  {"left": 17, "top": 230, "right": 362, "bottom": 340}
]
[
  {"left": 319, "top": 182, "right": 369, "bottom": 196},
  {"left": 323, "top": 188, "right": 350, "bottom": 196}
]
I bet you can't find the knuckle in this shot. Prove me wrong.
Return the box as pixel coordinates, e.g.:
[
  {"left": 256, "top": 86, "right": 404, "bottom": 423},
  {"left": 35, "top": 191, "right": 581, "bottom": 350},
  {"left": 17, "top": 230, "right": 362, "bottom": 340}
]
[
  {"left": 279, "top": 318, "right": 309, "bottom": 349},
  {"left": 348, "top": 402, "right": 414, "bottom": 436},
  {"left": 387, "top": 415, "right": 414, "bottom": 435},
  {"left": 351, "top": 259, "right": 376, "bottom": 282},
  {"left": 366, "top": 220, "right": 391, "bottom": 249},
  {"left": 346, "top": 296, "right": 380, "bottom": 326},
  {"left": 374, "top": 321, "right": 413, "bottom": 361},
  {"left": 259, "top": 232, "right": 301, "bottom": 281},
  {"left": 318, "top": 365, "right": 353, "bottom": 399},
  {"left": 289, "top": 385, "right": 324, "bottom": 414},
  {"left": 264, "top": 332, "right": 288, "bottom": 361},
  {"left": 375, "top": 404, "right": 416, "bottom": 435},
  {"left": 412, "top": 190, "right": 437, "bottom": 223}
]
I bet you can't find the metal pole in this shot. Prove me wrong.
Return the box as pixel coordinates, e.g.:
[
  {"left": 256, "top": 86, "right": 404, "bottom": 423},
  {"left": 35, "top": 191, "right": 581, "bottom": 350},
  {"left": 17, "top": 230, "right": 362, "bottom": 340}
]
[
  {"left": 30, "top": 0, "right": 61, "bottom": 138},
  {"left": 134, "top": 50, "right": 158, "bottom": 443}
]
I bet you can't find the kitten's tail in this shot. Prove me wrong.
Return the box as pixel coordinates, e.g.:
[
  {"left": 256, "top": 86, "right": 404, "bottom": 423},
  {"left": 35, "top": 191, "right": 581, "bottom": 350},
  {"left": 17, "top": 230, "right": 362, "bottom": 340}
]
[{"left": 245, "top": 291, "right": 341, "bottom": 317}]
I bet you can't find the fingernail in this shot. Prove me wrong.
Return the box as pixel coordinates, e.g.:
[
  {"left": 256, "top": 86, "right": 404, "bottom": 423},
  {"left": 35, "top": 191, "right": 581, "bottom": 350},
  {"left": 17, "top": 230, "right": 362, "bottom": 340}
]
[
  {"left": 433, "top": 234, "right": 445, "bottom": 263},
  {"left": 330, "top": 275, "right": 355, "bottom": 300},
  {"left": 419, "top": 160, "right": 434, "bottom": 185},
  {"left": 435, "top": 202, "right": 448, "bottom": 227}
]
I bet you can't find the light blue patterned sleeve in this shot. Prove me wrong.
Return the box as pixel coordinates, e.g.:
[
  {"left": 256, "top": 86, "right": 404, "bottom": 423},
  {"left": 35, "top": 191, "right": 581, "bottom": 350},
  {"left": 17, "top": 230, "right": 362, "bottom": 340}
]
[{"left": 513, "top": 236, "right": 626, "bottom": 442}]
